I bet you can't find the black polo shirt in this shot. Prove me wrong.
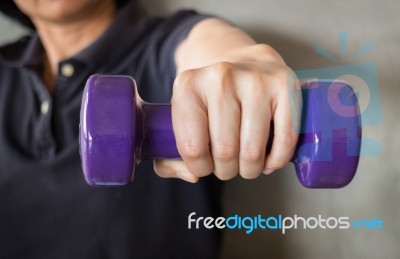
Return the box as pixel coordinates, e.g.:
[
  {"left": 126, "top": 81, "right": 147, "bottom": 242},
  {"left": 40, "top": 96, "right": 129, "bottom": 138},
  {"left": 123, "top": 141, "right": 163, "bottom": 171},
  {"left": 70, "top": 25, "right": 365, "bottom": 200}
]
[{"left": 0, "top": 3, "right": 222, "bottom": 259}]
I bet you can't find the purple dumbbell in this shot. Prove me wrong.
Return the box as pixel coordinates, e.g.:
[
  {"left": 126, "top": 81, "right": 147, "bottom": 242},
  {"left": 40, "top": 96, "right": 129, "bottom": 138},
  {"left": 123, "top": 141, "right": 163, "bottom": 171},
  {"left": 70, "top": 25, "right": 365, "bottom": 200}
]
[{"left": 79, "top": 74, "right": 361, "bottom": 188}]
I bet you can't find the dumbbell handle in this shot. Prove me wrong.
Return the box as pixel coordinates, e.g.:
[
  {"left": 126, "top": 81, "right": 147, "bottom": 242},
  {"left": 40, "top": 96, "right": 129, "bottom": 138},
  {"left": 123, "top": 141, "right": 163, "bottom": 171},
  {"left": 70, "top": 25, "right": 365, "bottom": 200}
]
[{"left": 140, "top": 104, "right": 180, "bottom": 159}]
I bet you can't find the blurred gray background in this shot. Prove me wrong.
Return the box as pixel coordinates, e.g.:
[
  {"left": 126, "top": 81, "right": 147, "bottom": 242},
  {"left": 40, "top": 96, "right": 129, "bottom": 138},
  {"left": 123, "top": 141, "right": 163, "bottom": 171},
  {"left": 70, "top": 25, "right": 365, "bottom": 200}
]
[{"left": 1, "top": 0, "right": 399, "bottom": 258}]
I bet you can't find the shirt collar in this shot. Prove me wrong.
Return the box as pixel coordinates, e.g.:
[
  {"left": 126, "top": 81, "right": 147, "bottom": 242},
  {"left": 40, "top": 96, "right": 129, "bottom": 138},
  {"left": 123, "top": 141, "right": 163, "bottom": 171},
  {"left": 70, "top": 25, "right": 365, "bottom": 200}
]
[
  {"left": 72, "top": 2, "right": 144, "bottom": 72},
  {"left": 0, "top": 33, "right": 43, "bottom": 68},
  {"left": 0, "top": 2, "right": 144, "bottom": 71}
]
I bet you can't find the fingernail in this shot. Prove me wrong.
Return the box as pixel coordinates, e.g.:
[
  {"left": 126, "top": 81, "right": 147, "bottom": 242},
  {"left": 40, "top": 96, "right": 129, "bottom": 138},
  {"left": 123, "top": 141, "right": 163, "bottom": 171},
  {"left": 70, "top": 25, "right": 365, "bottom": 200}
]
[
  {"left": 176, "top": 171, "right": 198, "bottom": 183},
  {"left": 263, "top": 169, "right": 274, "bottom": 175}
]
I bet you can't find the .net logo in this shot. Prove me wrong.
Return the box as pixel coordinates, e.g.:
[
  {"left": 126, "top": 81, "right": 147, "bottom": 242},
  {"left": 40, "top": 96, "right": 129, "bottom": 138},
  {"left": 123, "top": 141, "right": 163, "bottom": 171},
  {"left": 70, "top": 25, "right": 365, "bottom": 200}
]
[{"left": 188, "top": 212, "right": 384, "bottom": 234}]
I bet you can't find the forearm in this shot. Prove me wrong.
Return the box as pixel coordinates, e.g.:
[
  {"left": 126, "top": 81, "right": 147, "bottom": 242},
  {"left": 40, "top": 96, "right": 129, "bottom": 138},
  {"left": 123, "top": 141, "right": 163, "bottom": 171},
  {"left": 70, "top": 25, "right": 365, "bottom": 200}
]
[{"left": 175, "top": 18, "right": 286, "bottom": 72}]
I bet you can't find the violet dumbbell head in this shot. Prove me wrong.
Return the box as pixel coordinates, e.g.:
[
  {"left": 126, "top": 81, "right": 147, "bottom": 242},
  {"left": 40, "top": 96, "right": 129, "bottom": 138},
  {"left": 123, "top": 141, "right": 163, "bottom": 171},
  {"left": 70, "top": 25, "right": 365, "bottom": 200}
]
[
  {"left": 80, "top": 74, "right": 180, "bottom": 186},
  {"left": 80, "top": 75, "right": 137, "bottom": 186},
  {"left": 292, "top": 80, "right": 361, "bottom": 188}
]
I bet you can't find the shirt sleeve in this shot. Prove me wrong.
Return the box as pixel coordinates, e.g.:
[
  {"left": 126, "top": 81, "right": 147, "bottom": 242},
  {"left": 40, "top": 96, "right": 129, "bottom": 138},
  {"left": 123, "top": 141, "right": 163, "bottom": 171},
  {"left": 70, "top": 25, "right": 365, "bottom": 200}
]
[
  {"left": 159, "top": 11, "right": 212, "bottom": 75},
  {"left": 142, "top": 11, "right": 213, "bottom": 102}
]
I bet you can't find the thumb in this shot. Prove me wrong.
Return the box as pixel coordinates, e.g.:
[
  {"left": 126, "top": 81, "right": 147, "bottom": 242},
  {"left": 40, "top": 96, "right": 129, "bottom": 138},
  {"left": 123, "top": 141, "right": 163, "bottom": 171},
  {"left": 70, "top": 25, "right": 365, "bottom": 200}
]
[{"left": 153, "top": 159, "right": 199, "bottom": 183}]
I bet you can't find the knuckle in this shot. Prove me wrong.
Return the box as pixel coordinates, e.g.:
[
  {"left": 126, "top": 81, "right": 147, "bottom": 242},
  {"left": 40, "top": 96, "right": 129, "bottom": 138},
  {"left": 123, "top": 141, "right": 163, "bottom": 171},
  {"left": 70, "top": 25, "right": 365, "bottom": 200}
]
[
  {"left": 267, "top": 66, "right": 293, "bottom": 89},
  {"left": 267, "top": 158, "right": 288, "bottom": 170},
  {"left": 193, "top": 170, "right": 213, "bottom": 178},
  {"left": 240, "top": 170, "right": 260, "bottom": 180},
  {"left": 179, "top": 141, "right": 208, "bottom": 160},
  {"left": 215, "top": 172, "right": 236, "bottom": 181},
  {"left": 239, "top": 145, "right": 264, "bottom": 163},
  {"left": 249, "top": 44, "right": 283, "bottom": 62},
  {"left": 279, "top": 65, "right": 295, "bottom": 75},
  {"left": 212, "top": 142, "right": 237, "bottom": 162},
  {"left": 210, "top": 62, "right": 234, "bottom": 88},
  {"left": 176, "top": 69, "right": 196, "bottom": 83},
  {"left": 173, "top": 69, "right": 197, "bottom": 92},
  {"left": 281, "top": 133, "right": 299, "bottom": 149},
  {"left": 213, "top": 61, "right": 234, "bottom": 74},
  {"left": 252, "top": 43, "right": 275, "bottom": 54}
]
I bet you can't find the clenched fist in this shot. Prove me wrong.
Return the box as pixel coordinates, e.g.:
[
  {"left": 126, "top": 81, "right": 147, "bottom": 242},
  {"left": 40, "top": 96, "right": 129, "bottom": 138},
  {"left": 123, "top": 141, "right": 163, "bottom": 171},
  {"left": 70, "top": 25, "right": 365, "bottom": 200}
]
[{"left": 154, "top": 19, "right": 302, "bottom": 182}]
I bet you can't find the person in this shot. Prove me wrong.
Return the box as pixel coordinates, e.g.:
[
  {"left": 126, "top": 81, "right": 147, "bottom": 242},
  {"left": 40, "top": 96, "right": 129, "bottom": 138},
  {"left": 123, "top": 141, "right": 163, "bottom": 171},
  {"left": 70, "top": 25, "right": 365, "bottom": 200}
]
[{"left": 0, "top": 0, "right": 301, "bottom": 258}]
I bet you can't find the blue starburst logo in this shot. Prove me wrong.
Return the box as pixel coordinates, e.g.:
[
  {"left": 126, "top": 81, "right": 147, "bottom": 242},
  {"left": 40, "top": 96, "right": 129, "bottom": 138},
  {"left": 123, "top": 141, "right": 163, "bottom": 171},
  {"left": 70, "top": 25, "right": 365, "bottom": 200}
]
[{"left": 295, "top": 32, "right": 382, "bottom": 157}]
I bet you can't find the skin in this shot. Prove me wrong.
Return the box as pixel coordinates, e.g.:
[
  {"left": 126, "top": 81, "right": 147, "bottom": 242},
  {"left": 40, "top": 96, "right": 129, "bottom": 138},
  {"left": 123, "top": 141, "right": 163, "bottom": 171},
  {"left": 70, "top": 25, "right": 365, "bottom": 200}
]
[
  {"left": 14, "top": 0, "right": 302, "bottom": 183},
  {"left": 14, "top": 0, "right": 117, "bottom": 91}
]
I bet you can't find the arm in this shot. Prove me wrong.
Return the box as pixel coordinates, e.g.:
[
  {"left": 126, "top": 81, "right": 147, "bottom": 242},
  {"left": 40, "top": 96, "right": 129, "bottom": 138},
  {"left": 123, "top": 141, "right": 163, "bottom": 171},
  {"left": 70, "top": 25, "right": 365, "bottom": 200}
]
[{"left": 154, "top": 18, "right": 302, "bottom": 182}]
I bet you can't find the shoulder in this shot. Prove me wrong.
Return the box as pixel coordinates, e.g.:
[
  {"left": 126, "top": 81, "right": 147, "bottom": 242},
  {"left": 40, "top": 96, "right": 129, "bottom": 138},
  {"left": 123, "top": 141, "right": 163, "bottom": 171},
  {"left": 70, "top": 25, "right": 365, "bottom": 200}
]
[
  {"left": 146, "top": 10, "right": 213, "bottom": 41},
  {"left": 160, "top": 10, "right": 210, "bottom": 27},
  {"left": 137, "top": 10, "right": 214, "bottom": 70},
  {"left": 140, "top": 10, "right": 216, "bottom": 62},
  {"left": 0, "top": 35, "right": 32, "bottom": 66},
  {"left": 0, "top": 36, "right": 32, "bottom": 95}
]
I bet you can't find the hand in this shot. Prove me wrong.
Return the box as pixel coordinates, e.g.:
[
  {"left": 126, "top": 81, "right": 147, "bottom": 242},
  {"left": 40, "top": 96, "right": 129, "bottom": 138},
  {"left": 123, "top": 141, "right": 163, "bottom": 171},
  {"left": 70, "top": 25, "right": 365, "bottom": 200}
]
[{"left": 154, "top": 44, "right": 302, "bottom": 183}]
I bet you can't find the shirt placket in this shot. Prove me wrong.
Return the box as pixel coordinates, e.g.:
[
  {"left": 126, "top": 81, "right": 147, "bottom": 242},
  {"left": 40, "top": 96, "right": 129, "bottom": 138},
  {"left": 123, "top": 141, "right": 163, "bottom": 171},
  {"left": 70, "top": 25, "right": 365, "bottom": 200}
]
[{"left": 29, "top": 71, "right": 56, "bottom": 160}]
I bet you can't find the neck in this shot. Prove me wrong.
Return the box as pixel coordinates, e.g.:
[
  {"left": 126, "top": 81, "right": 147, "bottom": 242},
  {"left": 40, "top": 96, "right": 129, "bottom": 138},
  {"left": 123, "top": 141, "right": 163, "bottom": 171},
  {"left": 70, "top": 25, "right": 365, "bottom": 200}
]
[{"left": 33, "top": 3, "right": 117, "bottom": 92}]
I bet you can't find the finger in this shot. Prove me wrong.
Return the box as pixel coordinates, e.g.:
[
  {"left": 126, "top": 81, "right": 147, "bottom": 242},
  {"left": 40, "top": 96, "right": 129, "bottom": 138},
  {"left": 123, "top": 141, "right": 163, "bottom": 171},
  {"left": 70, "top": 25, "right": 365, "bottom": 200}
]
[
  {"left": 264, "top": 83, "right": 300, "bottom": 174},
  {"left": 238, "top": 75, "right": 271, "bottom": 179},
  {"left": 154, "top": 159, "right": 199, "bottom": 183},
  {"left": 207, "top": 83, "right": 240, "bottom": 180},
  {"left": 172, "top": 71, "right": 214, "bottom": 177}
]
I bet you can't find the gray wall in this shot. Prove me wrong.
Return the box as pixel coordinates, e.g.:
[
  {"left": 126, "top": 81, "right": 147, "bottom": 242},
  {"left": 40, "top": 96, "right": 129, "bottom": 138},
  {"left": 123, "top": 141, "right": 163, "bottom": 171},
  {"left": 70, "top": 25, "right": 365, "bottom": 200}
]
[{"left": 1, "top": 0, "right": 399, "bottom": 258}]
